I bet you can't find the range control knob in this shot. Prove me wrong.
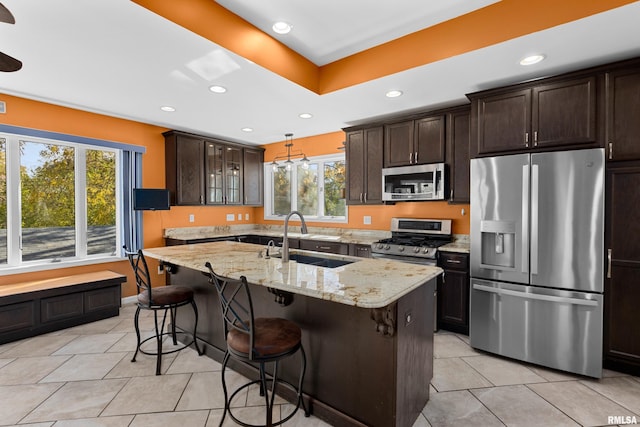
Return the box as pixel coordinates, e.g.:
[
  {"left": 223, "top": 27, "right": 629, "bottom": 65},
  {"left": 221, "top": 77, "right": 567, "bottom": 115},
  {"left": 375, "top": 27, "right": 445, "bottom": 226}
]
[
  {"left": 398, "top": 246, "right": 405, "bottom": 252},
  {"left": 376, "top": 243, "right": 384, "bottom": 249},
  {"left": 384, "top": 244, "right": 391, "bottom": 250},
  {"left": 413, "top": 247, "right": 421, "bottom": 253},
  {"left": 423, "top": 248, "right": 430, "bottom": 254}
]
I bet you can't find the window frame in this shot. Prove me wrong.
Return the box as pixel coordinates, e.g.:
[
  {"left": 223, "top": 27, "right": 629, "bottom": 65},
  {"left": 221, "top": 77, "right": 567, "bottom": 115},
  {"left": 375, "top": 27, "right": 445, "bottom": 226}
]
[
  {"left": 0, "top": 126, "right": 143, "bottom": 274},
  {"left": 263, "top": 153, "right": 348, "bottom": 223}
]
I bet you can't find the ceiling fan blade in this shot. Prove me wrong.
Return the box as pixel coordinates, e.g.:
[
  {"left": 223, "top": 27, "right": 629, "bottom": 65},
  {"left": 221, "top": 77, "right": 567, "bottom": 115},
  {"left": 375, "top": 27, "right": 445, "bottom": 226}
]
[
  {"left": 0, "top": 3, "right": 15, "bottom": 24},
  {"left": 0, "top": 51, "right": 22, "bottom": 72}
]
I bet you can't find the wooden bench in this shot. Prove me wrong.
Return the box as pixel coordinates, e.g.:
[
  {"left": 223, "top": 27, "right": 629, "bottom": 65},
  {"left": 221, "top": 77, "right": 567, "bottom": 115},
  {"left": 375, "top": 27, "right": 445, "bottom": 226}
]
[{"left": 0, "top": 271, "right": 126, "bottom": 345}]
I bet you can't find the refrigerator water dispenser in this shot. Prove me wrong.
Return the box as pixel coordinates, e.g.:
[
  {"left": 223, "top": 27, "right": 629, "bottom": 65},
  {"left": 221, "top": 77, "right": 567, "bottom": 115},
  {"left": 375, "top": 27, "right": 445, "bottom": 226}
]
[{"left": 480, "top": 220, "right": 516, "bottom": 269}]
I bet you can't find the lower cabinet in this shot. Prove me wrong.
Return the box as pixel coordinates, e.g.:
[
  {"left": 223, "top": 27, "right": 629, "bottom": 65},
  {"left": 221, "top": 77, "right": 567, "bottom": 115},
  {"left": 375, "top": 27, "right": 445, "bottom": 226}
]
[
  {"left": 604, "top": 163, "right": 640, "bottom": 375},
  {"left": 437, "top": 251, "right": 470, "bottom": 335},
  {"left": 299, "top": 239, "right": 349, "bottom": 255}
]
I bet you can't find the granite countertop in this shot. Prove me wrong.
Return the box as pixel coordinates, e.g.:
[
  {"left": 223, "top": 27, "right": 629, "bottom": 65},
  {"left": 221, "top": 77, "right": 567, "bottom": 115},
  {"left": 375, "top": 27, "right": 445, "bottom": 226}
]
[
  {"left": 163, "top": 225, "right": 390, "bottom": 246},
  {"left": 143, "top": 241, "right": 441, "bottom": 309},
  {"left": 439, "top": 241, "right": 470, "bottom": 254}
]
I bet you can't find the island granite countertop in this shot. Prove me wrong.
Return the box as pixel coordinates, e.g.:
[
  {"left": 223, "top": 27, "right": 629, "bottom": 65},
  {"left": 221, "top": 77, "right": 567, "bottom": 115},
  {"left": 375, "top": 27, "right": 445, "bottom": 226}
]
[{"left": 143, "top": 241, "right": 442, "bottom": 309}]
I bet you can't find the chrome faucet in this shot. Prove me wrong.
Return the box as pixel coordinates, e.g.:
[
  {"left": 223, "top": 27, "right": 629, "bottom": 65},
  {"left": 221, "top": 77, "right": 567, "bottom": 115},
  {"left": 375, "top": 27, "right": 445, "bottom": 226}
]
[
  {"left": 265, "top": 239, "right": 277, "bottom": 259},
  {"left": 282, "top": 210, "right": 308, "bottom": 262}
]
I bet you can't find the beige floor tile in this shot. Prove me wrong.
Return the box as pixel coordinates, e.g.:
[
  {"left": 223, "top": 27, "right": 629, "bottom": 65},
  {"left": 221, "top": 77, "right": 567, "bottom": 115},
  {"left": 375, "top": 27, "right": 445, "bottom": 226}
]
[
  {"left": 411, "top": 413, "right": 432, "bottom": 427},
  {"left": 0, "top": 383, "right": 62, "bottom": 426},
  {"left": 527, "top": 365, "right": 582, "bottom": 382},
  {"left": 104, "top": 351, "right": 177, "bottom": 378},
  {"left": 129, "top": 410, "right": 209, "bottom": 427},
  {"left": 40, "top": 352, "right": 127, "bottom": 382},
  {"left": 22, "top": 379, "right": 128, "bottom": 423},
  {"left": 454, "top": 333, "right": 470, "bottom": 344},
  {"left": 51, "top": 415, "right": 134, "bottom": 426},
  {"left": 433, "top": 334, "right": 478, "bottom": 359},
  {"left": 0, "top": 358, "right": 14, "bottom": 369},
  {"left": 207, "top": 405, "right": 280, "bottom": 427},
  {"left": 472, "top": 384, "right": 579, "bottom": 427},
  {"left": 431, "top": 357, "right": 493, "bottom": 391},
  {"left": 603, "top": 368, "right": 631, "bottom": 378},
  {"left": 0, "top": 335, "right": 78, "bottom": 358},
  {"left": 165, "top": 347, "right": 220, "bottom": 374},
  {"left": 176, "top": 370, "right": 249, "bottom": 411},
  {"left": 245, "top": 382, "right": 287, "bottom": 407},
  {"left": 0, "top": 355, "right": 70, "bottom": 385},
  {"left": 12, "top": 423, "right": 54, "bottom": 427},
  {"left": 101, "top": 373, "right": 191, "bottom": 416},
  {"left": 105, "top": 331, "right": 151, "bottom": 353},
  {"left": 0, "top": 340, "right": 22, "bottom": 355},
  {"left": 463, "top": 355, "right": 547, "bottom": 386},
  {"left": 52, "top": 333, "right": 126, "bottom": 355},
  {"left": 421, "top": 390, "right": 503, "bottom": 427},
  {"left": 280, "top": 403, "right": 332, "bottom": 426},
  {"left": 528, "top": 381, "right": 637, "bottom": 427},
  {"left": 59, "top": 317, "right": 123, "bottom": 335},
  {"left": 581, "top": 376, "right": 640, "bottom": 413}
]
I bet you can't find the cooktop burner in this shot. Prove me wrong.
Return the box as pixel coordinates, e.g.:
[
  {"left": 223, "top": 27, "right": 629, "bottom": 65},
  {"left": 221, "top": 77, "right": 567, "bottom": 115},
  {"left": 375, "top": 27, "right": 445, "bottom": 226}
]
[{"left": 371, "top": 218, "right": 453, "bottom": 260}]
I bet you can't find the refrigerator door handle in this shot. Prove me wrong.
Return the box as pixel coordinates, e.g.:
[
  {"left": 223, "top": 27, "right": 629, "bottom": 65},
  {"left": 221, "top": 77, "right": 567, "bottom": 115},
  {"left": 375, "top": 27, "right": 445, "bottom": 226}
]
[
  {"left": 522, "top": 165, "right": 529, "bottom": 274},
  {"left": 472, "top": 283, "right": 599, "bottom": 307},
  {"left": 531, "top": 164, "right": 539, "bottom": 275}
]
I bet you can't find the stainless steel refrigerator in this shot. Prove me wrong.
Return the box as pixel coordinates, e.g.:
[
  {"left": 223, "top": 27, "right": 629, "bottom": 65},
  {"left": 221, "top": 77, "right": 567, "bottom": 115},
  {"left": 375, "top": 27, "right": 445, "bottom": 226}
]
[{"left": 470, "top": 148, "right": 605, "bottom": 378}]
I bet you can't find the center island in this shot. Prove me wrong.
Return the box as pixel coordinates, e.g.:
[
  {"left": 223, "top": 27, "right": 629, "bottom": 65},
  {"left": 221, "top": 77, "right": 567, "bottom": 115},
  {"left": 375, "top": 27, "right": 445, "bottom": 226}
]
[{"left": 143, "top": 241, "right": 441, "bottom": 427}]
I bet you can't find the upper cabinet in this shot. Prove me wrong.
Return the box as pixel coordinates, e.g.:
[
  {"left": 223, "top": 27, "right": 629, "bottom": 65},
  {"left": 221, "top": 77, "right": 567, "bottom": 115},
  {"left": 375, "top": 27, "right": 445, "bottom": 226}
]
[
  {"left": 384, "top": 115, "right": 445, "bottom": 167},
  {"left": 446, "top": 107, "right": 471, "bottom": 204},
  {"left": 243, "top": 148, "right": 264, "bottom": 205},
  {"left": 606, "top": 66, "right": 640, "bottom": 161},
  {"left": 470, "top": 76, "right": 600, "bottom": 157},
  {"left": 345, "top": 127, "right": 383, "bottom": 205},
  {"left": 164, "top": 131, "right": 264, "bottom": 206}
]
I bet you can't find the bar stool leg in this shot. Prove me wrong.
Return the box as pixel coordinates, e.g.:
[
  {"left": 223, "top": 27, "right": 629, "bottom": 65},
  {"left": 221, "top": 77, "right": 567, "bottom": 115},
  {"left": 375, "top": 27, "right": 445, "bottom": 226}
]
[
  {"left": 298, "top": 346, "right": 310, "bottom": 417},
  {"left": 191, "top": 300, "right": 203, "bottom": 355},
  {"left": 219, "top": 352, "right": 231, "bottom": 427},
  {"left": 131, "top": 306, "right": 141, "bottom": 363}
]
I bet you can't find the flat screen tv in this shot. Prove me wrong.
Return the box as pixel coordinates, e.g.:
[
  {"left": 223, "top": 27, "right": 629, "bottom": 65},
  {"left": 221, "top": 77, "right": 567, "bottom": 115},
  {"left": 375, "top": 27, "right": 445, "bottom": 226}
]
[{"left": 133, "top": 188, "right": 170, "bottom": 211}]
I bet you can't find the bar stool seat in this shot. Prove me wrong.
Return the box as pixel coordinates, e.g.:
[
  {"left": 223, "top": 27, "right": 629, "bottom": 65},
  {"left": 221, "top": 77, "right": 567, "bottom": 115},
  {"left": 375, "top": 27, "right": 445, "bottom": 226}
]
[
  {"left": 125, "top": 246, "right": 202, "bottom": 375},
  {"left": 206, "top": 262, "right": 309, "bottom": 427}
]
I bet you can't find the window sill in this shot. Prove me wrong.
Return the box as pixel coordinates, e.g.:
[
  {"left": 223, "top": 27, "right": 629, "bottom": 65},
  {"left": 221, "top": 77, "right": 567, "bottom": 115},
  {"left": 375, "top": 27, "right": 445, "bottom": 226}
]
[{"left": 0, "top": 256, "right": 126, "bottom": 276}]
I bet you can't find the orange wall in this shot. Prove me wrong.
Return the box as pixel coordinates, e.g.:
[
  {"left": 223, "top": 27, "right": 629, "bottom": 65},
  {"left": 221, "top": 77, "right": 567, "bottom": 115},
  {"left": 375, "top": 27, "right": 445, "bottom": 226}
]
[{"left": 258, "top": 132, "right": 470, "bottom": 235}]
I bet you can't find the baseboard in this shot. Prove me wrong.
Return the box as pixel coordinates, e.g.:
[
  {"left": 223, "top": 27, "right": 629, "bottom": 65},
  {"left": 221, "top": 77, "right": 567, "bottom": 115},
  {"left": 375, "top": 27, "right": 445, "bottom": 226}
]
[{"left": 121, "top": 295, "right": 137, "bottom": 305}]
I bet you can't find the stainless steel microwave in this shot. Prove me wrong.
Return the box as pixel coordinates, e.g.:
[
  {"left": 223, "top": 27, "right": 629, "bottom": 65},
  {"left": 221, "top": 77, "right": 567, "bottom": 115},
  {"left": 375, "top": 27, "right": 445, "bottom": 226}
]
[{"left": 382, "top": 163, "right": 446, "bottom": 201}]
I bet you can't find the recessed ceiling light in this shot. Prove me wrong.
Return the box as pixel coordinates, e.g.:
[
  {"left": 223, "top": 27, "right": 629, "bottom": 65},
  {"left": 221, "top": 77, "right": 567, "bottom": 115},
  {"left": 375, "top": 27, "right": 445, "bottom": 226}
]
[
  {"left": 272, "top": 21, "right": 292, "bottom": 34},
  {"left": 209, "top": 85, "right": 227, "bottom": 93},
  {"left": 160, "top": 105, "right": 175, "bottom": 112},
  {"left": 241, "top": 127, "right": 253, "bottom": 132},
  {"left": 385, "top": 90, "right": 403, "bottom": 98},
  {"left": 520, "top": 54, "right": 546, "bottom": 66},
  {"left": 299, "top": 113, "right": 313, "bottom": 119}
]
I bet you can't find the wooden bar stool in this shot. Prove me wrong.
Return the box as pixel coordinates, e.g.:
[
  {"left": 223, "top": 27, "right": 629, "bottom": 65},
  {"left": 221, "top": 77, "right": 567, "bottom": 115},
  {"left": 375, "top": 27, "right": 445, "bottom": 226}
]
[
  {"left": 205, "top": 262, "right": 309, "bottom": 427},
  {"left": 125, "top": 247, "right": 202, "bottom": 375}
]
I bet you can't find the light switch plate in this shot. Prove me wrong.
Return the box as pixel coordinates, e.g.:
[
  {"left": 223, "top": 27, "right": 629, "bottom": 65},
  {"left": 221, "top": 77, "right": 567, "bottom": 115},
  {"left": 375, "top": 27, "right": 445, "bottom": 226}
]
[
  {"left": 226, "top": 213, "right": 235, "bottom": 221},
  {"left": 189, "top": 214, "right": 195, "bottom": 223},
  {"left": 237, "top": 213, "right": 242, "bottom": 221},
  {"left": 245, "top": 213, "right": 249, "bottom": 220},
  {"left": 364, "top": 216, "right": 372, "bottom": 225}
]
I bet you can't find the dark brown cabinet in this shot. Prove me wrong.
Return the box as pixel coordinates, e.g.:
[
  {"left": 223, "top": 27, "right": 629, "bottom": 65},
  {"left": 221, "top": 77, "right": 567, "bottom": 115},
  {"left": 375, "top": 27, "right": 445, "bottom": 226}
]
[
  {"left": 471, "top": 76, "right": 599, "bottom": 156},
  {"left": 437, "top": 251, "right": 469, "bottom": 335},
  {"left": 384, "top": 116, "right": 445, "bottom": 167},
  {"left": 604, "top": 163, "right": 640, "bottom": 375},
  {"left": 446, "top": 108, "right": 471, "bottom": 204},
  {"left": 606, "top": 67, "right": 640, "bottom": 161},
  {"left": 345, "top": 127, "right": 383, "bottom": 205},
  {"left": 299, "top": 239, "right": 349, "bottom": 255},
  {"left": 243, "top": 147, "right": 264, "bottom": 205},
  {"left": 164, "top": 131, "right": 264, "bottom": 206}
]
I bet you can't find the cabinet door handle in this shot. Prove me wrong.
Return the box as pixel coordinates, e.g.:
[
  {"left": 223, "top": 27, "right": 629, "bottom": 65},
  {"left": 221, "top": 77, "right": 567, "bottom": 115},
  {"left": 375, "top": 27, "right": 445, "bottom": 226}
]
[
  {"left": 446, "top": 259, "right": 462, "bottom": 264},
  {"left": 364, "top": 192, "right": 367, "bottom": 203},
  {"left": 200, "top": 195, "right": 204, "bottom": 204},
  {"left": 359, "top": 193, "right": 363, "bottom": 203},
  {"left": 608, "top": 142, "right": 613, "bottom": 160},
  {"left": 415, "top": 151, "right": 418, "bottom": 164},
  {"left": 525, "top": 132, "right": 529, "bottom": 147},
  {"left": 409, "top": 152, "right": 413, "bottom": 164},
  {"left": 533, "top": 131, "right": 538, "bottom": 146},
  {"left": 450, "top": 189, "right": 454, "bottom": 200},
  {"left": 317, "top": 246, "right": 331, "bottom": 250},
  {"left": 607, "top": 248, "right": 612, "bottom": 279}
]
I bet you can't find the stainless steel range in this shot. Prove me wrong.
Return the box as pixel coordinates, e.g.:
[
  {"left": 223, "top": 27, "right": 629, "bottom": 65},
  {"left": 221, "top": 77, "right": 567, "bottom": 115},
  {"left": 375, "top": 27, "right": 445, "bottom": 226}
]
[{"left": 371, "top": 218, "right": 452, "bottom": 266}]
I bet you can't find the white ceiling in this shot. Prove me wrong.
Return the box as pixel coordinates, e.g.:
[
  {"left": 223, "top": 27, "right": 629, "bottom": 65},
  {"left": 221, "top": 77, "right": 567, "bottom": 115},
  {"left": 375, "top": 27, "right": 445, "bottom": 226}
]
[{"left": 1, "top": 0, "right": 640, "bottom": 146}]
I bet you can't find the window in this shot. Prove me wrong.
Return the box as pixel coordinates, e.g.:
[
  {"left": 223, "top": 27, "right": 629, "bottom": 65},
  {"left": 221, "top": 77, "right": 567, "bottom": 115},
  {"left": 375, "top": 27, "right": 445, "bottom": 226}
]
[
  {"left": 0, "top": 126, "right": 144, "bottom": 272},
  {"left": 264, "top": 153, "right": 346, "bottom": 222}
]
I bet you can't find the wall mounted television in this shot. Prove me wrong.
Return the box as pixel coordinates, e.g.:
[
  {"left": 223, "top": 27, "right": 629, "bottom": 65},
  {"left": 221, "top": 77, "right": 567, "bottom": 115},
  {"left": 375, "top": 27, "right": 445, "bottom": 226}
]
[{"left": 133, "top": 188, "right": 170, "bottom": 211}]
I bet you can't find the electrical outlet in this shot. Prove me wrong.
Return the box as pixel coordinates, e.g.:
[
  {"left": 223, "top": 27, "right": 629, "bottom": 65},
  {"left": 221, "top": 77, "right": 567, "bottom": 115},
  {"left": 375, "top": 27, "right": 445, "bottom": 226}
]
[
  {"left": 157, "top": 265, "right": 164, "bottom": 275},
  {"left": 363, "top": 216, "right": 372, "bottom": 225},
  {"left": 237, "top": 213, "right": 242, "bottom": 221},
  {"left": 245, "top": 213, "right": 249, "bottom": 220},
  {"left": 189, "top": 214, "right": 195, "bottom": 223},
  {"left": 226, "top": 213, "right": 235, "bottom": 221}
]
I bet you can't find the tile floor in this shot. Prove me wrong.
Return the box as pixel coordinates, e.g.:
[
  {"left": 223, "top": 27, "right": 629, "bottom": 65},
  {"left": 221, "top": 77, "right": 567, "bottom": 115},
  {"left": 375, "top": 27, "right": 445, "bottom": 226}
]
[{"left": 0, "top": 304, "right": 638, "bottom": 427}]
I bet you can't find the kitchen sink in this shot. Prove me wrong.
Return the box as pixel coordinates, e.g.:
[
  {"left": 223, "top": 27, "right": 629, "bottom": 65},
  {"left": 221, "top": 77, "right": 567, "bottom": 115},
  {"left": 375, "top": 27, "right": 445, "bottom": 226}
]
[{"left": 288, "top": 254, "right": 356, "bottom": 268}]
